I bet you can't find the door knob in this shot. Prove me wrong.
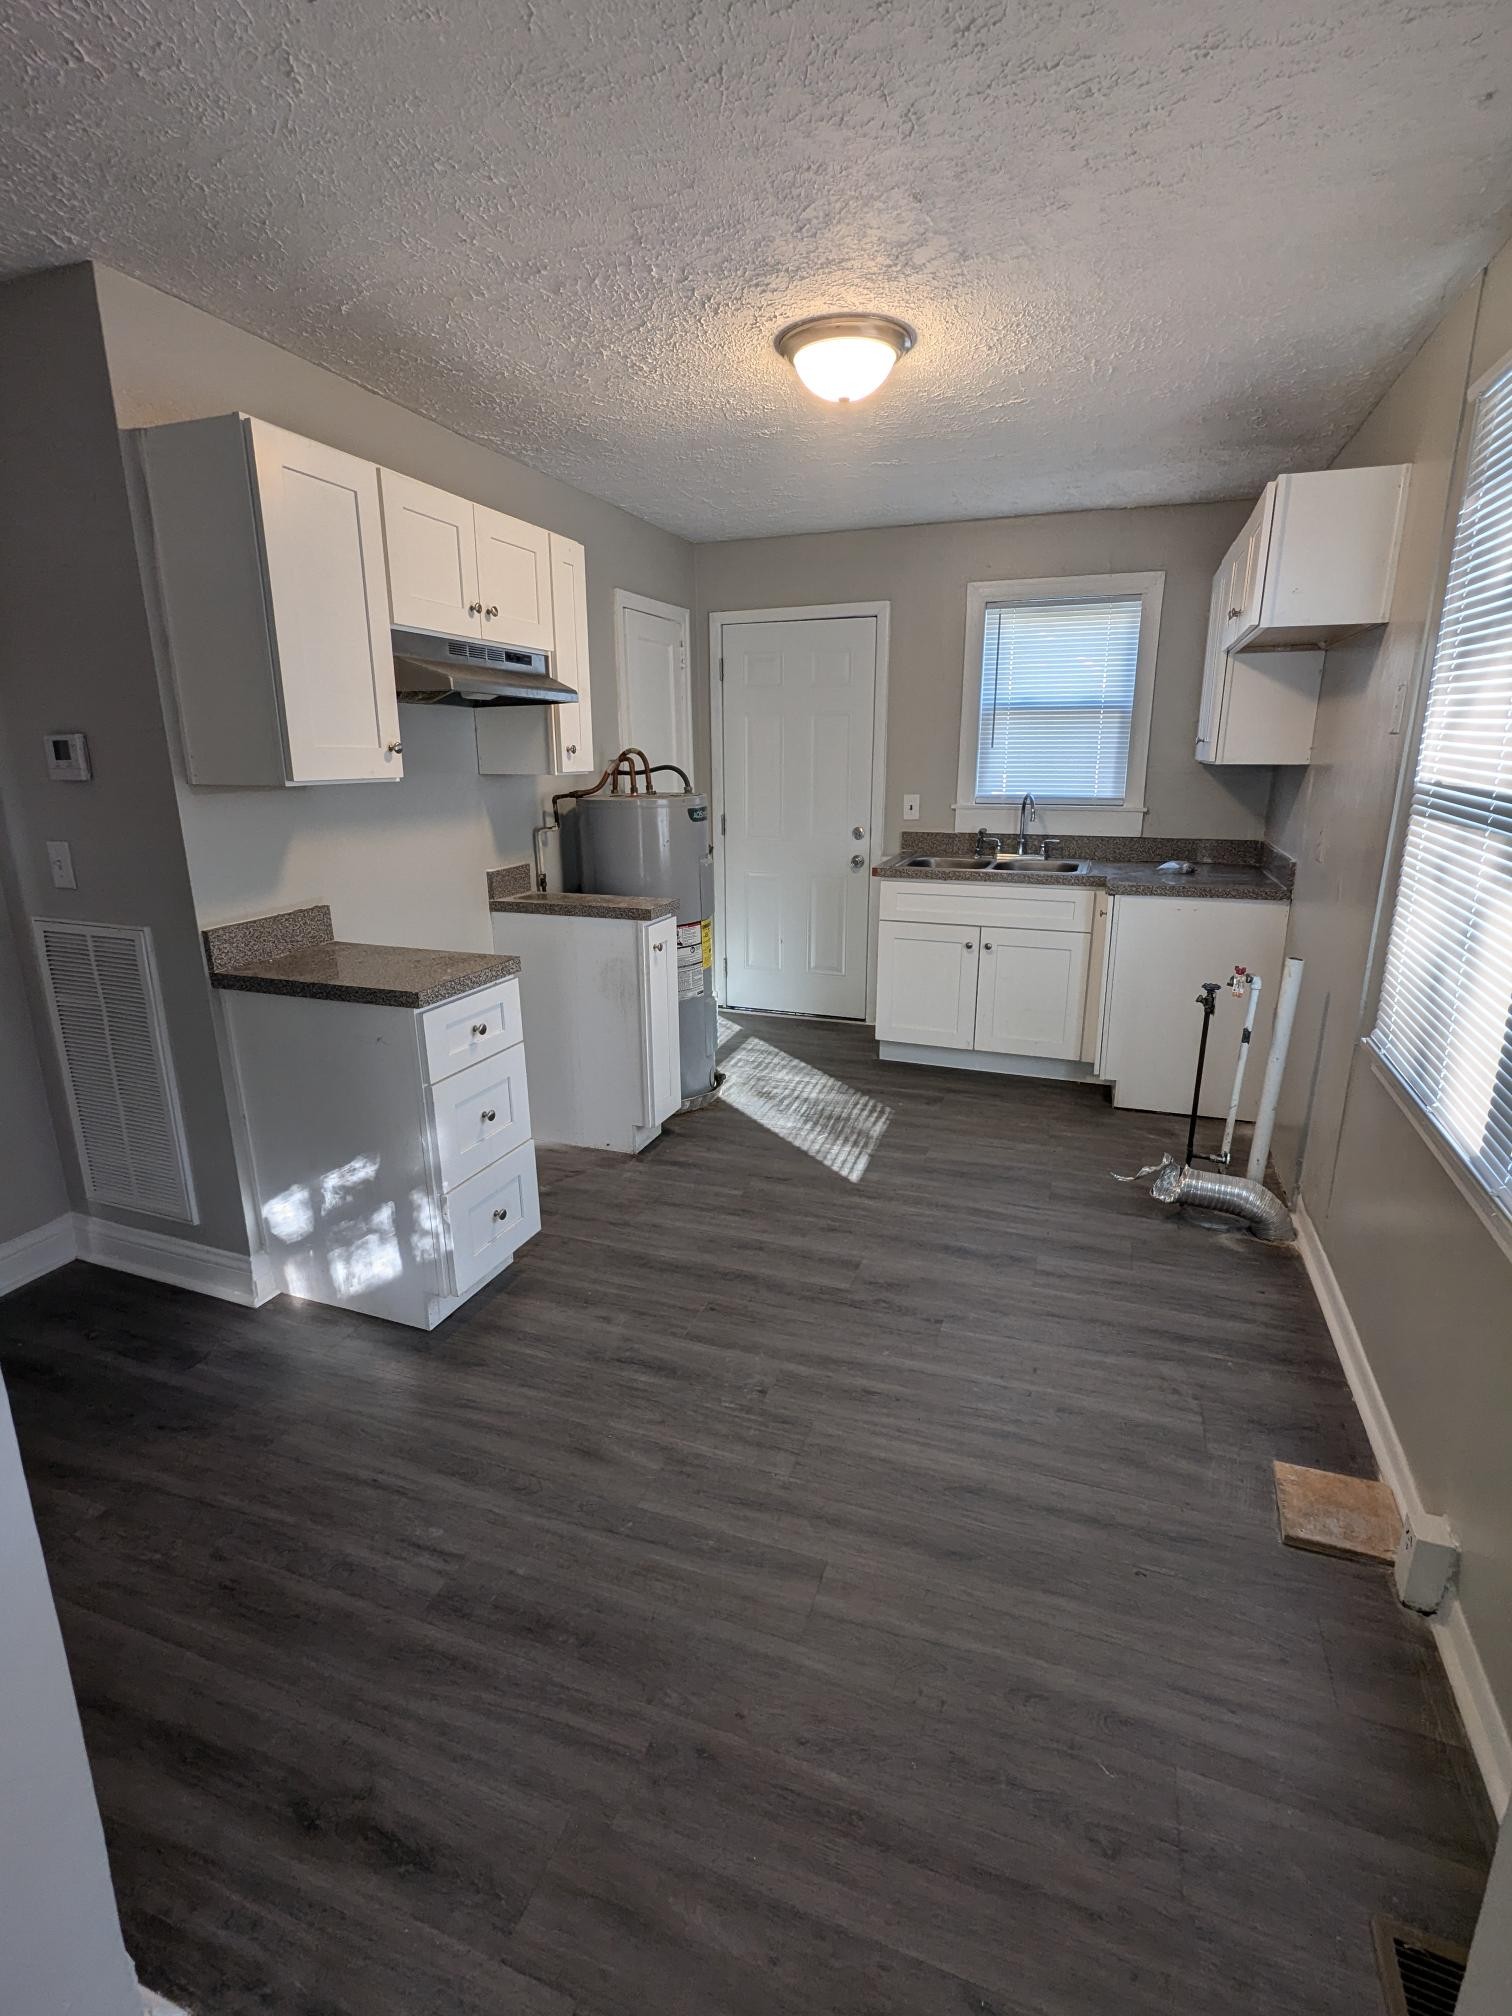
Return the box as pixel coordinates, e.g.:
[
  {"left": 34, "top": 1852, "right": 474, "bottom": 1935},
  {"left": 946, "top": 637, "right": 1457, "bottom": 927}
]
[{"left": 849, "top": 853, "right": 865, "bottom": 869}]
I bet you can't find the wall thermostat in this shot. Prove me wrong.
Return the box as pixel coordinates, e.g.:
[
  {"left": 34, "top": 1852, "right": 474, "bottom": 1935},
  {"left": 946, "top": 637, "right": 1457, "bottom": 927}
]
[{"left": 45, "top": 731, "right": 91, "bottom": 781}]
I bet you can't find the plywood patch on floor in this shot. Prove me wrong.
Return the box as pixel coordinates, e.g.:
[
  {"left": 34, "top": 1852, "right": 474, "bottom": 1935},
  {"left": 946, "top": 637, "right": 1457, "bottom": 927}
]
[{"left": 1274, "top": 1460, "right": 1401, "bottom": 1563}]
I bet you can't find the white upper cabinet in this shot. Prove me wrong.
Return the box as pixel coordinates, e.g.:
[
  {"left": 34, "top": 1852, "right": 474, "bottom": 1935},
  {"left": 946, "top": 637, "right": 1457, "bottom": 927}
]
[
  {"left": 476, "top": 505, "right": 554, "bottom": 652},
  {"left": 380, "top": 475, "right": 553, "bottom": 654},
  {"left": 1197, "top": 464, "right": 1408, "bottom": 765},
  {"left": 379, "top": 469, "right": 481, "bottom": 636},
  {"left": 547, "top": 532, "right": 593, "bottom": 773},
  {"left": 138, "top": 414, "right": 402, "bottom": 787}
]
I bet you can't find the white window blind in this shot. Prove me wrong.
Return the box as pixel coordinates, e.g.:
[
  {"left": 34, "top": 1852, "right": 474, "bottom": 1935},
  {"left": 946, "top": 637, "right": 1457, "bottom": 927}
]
[
  {"left": 1372, "top": 357, "right": 1512, "bottom": 1221},
  {"left": 975, "top": 593, "right": 1143, "bottom": 801}
]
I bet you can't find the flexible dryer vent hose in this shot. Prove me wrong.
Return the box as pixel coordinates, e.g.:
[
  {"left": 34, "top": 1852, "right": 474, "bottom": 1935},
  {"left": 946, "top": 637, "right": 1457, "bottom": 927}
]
[{"left": 1149, "top": 1158, "right": 1295, "bottom": 1242}]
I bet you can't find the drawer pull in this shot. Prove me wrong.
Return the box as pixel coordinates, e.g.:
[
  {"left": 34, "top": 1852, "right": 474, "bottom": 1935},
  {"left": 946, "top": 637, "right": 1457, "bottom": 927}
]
[
  {"left": 481, "top": 1108, "right": 496, "bottom": 1123},
  {"left": 492, "top": 1206, "right": 509, "bottom": 1222},
  {"left": 472, "top": 1022, "right": 488, "bottom": 1036}
]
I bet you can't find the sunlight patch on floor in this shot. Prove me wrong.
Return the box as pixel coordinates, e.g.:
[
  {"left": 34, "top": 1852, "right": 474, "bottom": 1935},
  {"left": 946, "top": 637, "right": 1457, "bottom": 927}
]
[{"left": 719, "top": 1034, "right": 891, "bottom": 1182}]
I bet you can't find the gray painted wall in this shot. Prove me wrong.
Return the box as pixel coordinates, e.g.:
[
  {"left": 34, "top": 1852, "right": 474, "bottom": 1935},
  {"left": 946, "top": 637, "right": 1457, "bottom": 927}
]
[
  {"left": 1264, "top": 238, "right": 1512, "bottom": 1742},
  {"left": 0, "top": 1373, "right": 140, "bottom": 2016},
  {"left": 96, "top": 266, "right": 696, "bottom": 943},
  {"left": 0, "top": 888, "right": 68, "bottom": 1249},
  {"left": 692, "top": 501, "right": 1267, "bottom": 847},
  {"left": 0, "top": 266, "right": 249, "bottom": 1252}
]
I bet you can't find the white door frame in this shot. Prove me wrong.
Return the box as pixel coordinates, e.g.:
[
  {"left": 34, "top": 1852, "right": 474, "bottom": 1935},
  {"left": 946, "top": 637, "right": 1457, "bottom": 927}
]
[
  {"left": 708, "top": 601, "right": 890, "bottom": 1024},
  {"left": 614, "top": 589, "right": 693, "bottom": 771}
]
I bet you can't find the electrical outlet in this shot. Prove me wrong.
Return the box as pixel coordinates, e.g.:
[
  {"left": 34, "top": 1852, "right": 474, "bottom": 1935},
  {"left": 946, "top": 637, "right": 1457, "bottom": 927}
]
[
  {"left": 46, "top": 839, "right": 76, "bottom": 890},
  {"left": 902, "top": 792, "right": 921, "bottom": 821}
]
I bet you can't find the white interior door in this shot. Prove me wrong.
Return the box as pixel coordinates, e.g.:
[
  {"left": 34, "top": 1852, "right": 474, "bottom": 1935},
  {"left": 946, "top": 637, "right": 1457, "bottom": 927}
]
[
  {"left": 617, "top": 594, "right": 692, "bottom": 772},
  {"left": 719, "top": 614, "right": 877, "bottom": 1017}
]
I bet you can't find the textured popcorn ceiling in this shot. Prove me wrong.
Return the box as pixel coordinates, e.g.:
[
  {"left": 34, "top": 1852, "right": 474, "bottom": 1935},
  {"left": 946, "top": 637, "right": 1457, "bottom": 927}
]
[{"left": 3, "top": 0, "right": 1511, "bottom": 539}]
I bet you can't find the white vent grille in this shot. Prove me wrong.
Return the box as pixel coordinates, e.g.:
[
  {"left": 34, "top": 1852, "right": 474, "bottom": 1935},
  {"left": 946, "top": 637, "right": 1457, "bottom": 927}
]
[{"left": 34, "top": 920, "right": 196, "bottom": 1222}]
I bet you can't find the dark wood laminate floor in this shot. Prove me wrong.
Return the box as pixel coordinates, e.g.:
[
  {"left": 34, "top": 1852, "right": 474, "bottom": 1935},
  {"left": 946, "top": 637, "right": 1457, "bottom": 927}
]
[{"left": 1, "top": 1014, "right": 1493, "bottom": 2016}]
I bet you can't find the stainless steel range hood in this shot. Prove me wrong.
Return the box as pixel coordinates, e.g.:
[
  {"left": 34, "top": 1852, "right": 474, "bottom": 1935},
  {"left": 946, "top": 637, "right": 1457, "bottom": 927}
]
[{"left": 392, "top": 628, "right": 578, "bottom": 707}]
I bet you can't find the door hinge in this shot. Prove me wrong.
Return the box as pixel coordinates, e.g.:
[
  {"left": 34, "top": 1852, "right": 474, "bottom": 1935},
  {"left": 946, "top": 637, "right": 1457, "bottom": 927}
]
[
  {"left": 718, "top": 657, "right": 725, "bottom": 682},
  {"left": 720, "top": 812, "right": 727, "bottom": 835}
]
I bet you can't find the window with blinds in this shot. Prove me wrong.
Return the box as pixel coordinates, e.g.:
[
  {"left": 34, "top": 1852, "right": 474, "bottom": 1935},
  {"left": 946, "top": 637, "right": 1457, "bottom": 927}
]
[
  {"left": 1371, "top": 356, "right": 1512, "bottom": 1222},
  {"left": 974, "top": 592, "right": 1144, "bottom": 801}
]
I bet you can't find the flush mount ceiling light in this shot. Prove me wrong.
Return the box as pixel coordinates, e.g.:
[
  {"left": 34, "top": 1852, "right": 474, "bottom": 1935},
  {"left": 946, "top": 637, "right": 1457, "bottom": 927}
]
[{"left": 774, "top": 313, "right": 915, "bottom": 404}]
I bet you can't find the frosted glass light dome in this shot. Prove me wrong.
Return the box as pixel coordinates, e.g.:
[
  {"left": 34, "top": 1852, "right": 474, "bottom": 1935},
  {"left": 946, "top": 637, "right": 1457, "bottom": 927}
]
[{"left": 775, "top": 315, "right": 915, "bottom": 404}]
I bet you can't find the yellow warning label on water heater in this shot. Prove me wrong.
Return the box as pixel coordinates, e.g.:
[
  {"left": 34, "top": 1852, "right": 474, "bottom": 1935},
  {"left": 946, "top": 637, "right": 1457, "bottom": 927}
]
[{"left": 701, "top": 918, "right": 713, "bottom": 968}]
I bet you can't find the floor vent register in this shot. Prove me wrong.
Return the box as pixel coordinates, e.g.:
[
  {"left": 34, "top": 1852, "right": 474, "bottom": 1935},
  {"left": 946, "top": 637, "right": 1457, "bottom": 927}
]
[{"left": 1374, "top": 1916, "right": 1468, "bottom": 2016}]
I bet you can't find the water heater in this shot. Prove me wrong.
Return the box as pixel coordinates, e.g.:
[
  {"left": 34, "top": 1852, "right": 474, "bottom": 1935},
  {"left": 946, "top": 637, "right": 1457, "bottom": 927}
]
[{"left": 560, "top": 785, "right": 717, "bottom": 1102}]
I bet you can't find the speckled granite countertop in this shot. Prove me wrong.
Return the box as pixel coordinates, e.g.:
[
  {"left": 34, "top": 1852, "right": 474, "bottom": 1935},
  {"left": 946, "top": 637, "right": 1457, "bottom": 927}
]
[
  {"left": 486, "top": 862, "right": 676, "bottom": 923},
  {"left": 489, "top": 891, "right": 678, "bottom": 922},
  {"left": 204, "top": 904, "right": 522, "bottom": 1008},
  {"left": 874, "top": 854, "right": 1290, "bottom": 901}
]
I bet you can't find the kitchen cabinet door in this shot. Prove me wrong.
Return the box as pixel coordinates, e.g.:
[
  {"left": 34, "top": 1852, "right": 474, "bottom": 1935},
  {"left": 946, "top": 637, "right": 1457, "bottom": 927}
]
[
  {"left": 547, "top": 531, "right": 593, "bottom": 773},
  {"left": 476, "top": 504, "right": 554, "bottom": 653},
  {"left": 1220, "top": 490, "right": 1274, "bottom": 653},
  {"left": 974, "top": 927, "right": 1090, "bottom": 1060},
  {"left": 248, "top": 421, "right": 402, "bottom": 783},
  {"left": 1195, "top": 566, "right": 1229, "bottom": 762},
  {"left": 875, "top": 922, "right": 980, "bottom": 1049},
  {"left": 642, "top": 923, "right": 682, "bottom": 1126},
  {"left": 379, "top": 468, "right": 481, "bottom": 638}
]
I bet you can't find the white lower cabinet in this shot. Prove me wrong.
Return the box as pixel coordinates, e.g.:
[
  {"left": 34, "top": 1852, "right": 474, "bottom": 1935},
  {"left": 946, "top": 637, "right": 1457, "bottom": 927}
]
[
  {"left": 876, "top": 883, "right": 1094, "bottom": 1066},
  {"left": 876, "top": 880, "right": 1291, "bottom": 1113},
  {"left": 491, "top": 909, "right": 682, "bottom": 1152},
  {"left": 222, "top": 977, "right": 539, "bottom": 1330},
  {"left": 974, "top": 927, "right": 1091, "bottom": 1059},
  {"left": 1096, "top": 897, "right": 1289, "bottom": 1118},
  {"left": 875, "top": 922, "right": 980, "bottom": 1048}
]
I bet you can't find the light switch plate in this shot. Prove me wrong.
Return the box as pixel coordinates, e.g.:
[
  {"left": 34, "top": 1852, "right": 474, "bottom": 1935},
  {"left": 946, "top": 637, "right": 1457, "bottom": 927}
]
[
  {"left": 46, "top": 839, "right": 76, "bottom": 890},
  {"left": 902, "top": 792, "right": 920, "bottom": 821}
]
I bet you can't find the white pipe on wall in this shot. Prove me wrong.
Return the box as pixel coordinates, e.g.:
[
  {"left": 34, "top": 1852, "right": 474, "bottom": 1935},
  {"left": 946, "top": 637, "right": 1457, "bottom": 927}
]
[
  {"left": 1246, "top": 956, "right": 1304, "bottom": 1184},
  {"left": 1219, "top": 971, "right": 1261, "bottom": 1167}
]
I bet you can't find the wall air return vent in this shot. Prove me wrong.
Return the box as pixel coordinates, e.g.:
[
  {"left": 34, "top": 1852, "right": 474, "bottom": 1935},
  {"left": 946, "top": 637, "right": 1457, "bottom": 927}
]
[{"left": 34, "top": 920, "right": 196, "bottom": 1223}]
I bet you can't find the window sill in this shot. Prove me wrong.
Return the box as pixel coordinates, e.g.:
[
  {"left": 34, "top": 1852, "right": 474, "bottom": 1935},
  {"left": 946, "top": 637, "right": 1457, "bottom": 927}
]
[
  {"left": 1363, "top": 1040, "right": 1512, "bottom": 1268},
  {"left": 953, "top": 803, "right": 1146, "bottom": 838}
]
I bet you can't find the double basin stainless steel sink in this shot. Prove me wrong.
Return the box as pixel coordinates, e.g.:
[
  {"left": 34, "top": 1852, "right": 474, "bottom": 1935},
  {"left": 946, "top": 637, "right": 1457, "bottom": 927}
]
[{"left": 901, "top": 854, "right": 1086, "bottom": 875}]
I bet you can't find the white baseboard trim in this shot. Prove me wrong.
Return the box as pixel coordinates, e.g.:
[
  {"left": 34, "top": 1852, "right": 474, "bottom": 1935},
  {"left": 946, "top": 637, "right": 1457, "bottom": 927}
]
[
  {"left": 1433, "top": 1594, "right": 1512, "bottom": 1819},
  {"left": 0, "top": 1212, "right": 77, "bottom": 1295},
  {"left": 74, "top": 1214, "right": 278, "bottom": 1308},
  {"left": 1295, "top": 1201, "right": 1511, "bottom": 1816}
]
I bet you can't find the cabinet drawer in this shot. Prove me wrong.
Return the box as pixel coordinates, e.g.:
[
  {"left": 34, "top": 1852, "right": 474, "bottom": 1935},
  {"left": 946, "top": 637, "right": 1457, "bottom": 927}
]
[
  {"left": 432, "top": 1044, "right": 531, "bottom": 1193},
  {"left": 879, "top": 879, "right": 1095, "bottom": 933},
  {"left": 443, "top": 1141, "right": 541, "bottom": 1297},
  {"left": 422, "top": 978, "right": 523, "bottom": 1082}
]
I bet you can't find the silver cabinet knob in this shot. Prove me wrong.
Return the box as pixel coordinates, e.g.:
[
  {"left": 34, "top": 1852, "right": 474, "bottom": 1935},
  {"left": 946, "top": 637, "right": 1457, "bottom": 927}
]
[
  {"left": 849, "top": 853, "right": 865, "bottom": 869},
  {"left": 471, "top": 1022, "right": 488, "bottom": 1036},
  {"left": 852, "top": 825, "right": 865, "bottom": 840},
  {"left": 984, "top": 941, "right": 994, "bottom": 951},
  {"left": 386, "top": 741, "right": 403, "bottom": 755},
  {"left": 468, "top": 602, "right": 483, "bottom": 616},
  {"left": 565, "top": 744, "right": 577, "bottom": 758},
  {"left": 1227, "top": 606, "right": 1242, "bottom": 620},
  {"left": 481, "top": 1108, "right": 496, "bottom": 1123},
  {"left": 652, "top": 941, "right": 665, "bottom": 953},
  {"left": 964, "top": 941, "right": 975, "bottom": 950},
  {"left": 492, "top": 1206, "right": 509, "bottom": 1222},
  {"left": 484, "top": 604, "right": 499, "bottom": 620}
]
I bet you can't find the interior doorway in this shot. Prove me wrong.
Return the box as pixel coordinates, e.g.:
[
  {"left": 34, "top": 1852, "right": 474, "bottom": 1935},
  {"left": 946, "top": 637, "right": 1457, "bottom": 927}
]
[
  {"left": 614, "top": 591, "right": 693, "bottom": 776},
  {"left": 710, "top": 603, "right": 889, "bottom": 1020}
]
